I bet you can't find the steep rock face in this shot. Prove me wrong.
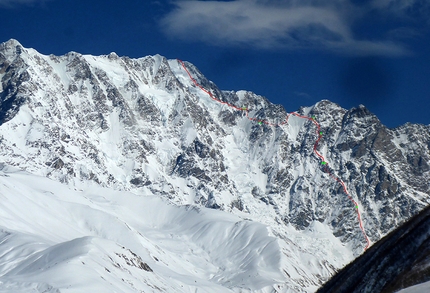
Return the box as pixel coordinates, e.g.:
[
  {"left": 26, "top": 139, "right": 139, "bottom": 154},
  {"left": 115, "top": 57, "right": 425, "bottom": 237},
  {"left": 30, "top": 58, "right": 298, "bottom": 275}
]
[
  {"left": 316, "top": 205, "right": 430, "bottom": 293},
  {"left": 0, "top": 39, "right": 429, "bottom": 292},
  {"left": 0, "top": 41, "right": 29, "bottom": 124}
]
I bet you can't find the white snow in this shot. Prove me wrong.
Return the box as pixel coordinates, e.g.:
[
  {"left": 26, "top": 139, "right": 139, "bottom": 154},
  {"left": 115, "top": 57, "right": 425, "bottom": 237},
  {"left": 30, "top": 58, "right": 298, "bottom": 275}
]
[
  {"left": 286, "top": 115, "right": 309, "bottom": 141},
  {"left": 0, "top": 165, "right": 289, "bottom": 292},
  {"left": 84, "top": 54, "right": 129, "bottom": 88},
  {"left": 397, "top": 281, "right": 430, "bottom": 293},
  {"left": 182, "top": 118, "right": 197, "bottom": 146}
]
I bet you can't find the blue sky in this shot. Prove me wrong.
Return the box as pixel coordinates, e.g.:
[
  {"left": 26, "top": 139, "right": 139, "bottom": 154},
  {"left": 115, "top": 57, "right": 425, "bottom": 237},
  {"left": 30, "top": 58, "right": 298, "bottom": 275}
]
[{"left": 1, "top": 0, "right": 429, "bottom": 128}]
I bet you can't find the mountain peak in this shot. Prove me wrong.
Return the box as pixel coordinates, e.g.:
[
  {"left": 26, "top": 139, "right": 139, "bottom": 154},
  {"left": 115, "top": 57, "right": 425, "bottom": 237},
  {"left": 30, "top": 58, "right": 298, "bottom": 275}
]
[
  {"left": 3, "top": 38, "right": 22, "bottom": 46},
  {"left": 343, "top": 104, "right": 381, "bottom": 127},
  {"left": 0, "top": 40, "right": 429, "bottom": 293},
  {"left": 0, "top": 39, "right": 25, "bottom": 58},
  {"left": 1, "top": 38, "right": 24, "bottom": 50}
]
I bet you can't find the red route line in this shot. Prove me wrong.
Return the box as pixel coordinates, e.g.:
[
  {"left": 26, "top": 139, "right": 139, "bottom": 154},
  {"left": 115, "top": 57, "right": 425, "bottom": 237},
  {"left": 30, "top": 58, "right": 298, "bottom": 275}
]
[{"left": 177, "top": 59, "right": 371, "bottom": 251}]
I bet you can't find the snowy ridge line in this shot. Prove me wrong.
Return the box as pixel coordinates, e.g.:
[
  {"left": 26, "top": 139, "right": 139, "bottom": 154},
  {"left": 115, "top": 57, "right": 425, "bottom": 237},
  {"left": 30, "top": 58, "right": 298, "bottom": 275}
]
[
  {"left": 177, "top": 59, "right": 287, "bottom": 126},
  {"left": 177, "top": 59, "right": 371, "bottom": 251}
]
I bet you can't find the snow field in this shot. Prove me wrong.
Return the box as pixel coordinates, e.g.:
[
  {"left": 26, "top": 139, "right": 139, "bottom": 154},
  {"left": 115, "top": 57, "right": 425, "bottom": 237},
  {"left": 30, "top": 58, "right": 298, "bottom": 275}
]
[
  {"left": 0, "top": 165, "right": 289, "bottom": 292},
  {"left": 397, "top": 281, "right": 430, "bottom": 293}
]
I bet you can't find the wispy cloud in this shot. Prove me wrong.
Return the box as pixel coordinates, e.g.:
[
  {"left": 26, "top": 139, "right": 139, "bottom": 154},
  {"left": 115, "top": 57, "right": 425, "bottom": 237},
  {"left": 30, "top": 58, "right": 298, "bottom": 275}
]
[
  {"left": 294, "top": 91, "right": 313, "bottom": 101},
  {"left": 160, "top": 0, "right": 428, "bottom": 56},
  {"left": 370, "top": 0, "right": 430, "bottom": 15},
  {"left": 0, "top": 0, "right": 48, "bottom": 8}
]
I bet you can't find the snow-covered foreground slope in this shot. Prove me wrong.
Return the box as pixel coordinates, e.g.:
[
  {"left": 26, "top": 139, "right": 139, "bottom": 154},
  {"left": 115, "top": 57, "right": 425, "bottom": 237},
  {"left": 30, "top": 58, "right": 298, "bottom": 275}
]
[
  {"left": 0, "top": 164, "right": 350, "bottom": 292},
  {"left": 398, "top": 282, "right": 430, "bottom": 293}
]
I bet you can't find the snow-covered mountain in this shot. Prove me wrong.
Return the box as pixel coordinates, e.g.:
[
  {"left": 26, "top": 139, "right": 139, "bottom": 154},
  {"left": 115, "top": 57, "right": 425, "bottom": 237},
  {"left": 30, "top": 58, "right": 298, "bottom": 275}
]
[{"left": 0, "top": 38, "right": 429, "bottom": 292}]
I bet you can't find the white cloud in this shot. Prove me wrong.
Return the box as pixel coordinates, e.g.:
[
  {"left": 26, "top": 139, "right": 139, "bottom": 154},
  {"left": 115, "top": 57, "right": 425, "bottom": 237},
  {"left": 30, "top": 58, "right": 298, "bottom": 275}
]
[
  {"left": 160, "top": 0, "right": 426, "bottom": 56},
  {"left": 162, "top": 2, "right": 347, "bottom": 46}
]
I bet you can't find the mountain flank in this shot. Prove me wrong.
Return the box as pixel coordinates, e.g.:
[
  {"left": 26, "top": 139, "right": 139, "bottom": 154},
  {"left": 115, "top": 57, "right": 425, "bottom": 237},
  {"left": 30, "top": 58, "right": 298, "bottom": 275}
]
[{"left": 0, "top": 39, "right": 429, "bottom": 292}]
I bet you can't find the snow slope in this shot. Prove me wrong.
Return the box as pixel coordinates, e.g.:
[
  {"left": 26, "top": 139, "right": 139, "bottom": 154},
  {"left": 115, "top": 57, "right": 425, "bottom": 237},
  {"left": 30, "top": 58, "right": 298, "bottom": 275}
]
[
  {"left": 398, "top": 282, "right": 430, "bottom": 293},
  {"left": 0, "top": 163, "right": 353, "bottom": 292},
  {"left": 0, "top": 164, "right": 287, "bottom": 292}
]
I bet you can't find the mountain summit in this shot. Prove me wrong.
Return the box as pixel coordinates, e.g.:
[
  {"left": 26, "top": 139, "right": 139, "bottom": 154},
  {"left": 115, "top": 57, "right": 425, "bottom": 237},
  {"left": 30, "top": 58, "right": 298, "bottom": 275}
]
[{"left": 0, "top": 39, "right": 429, "bottom": 292}]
